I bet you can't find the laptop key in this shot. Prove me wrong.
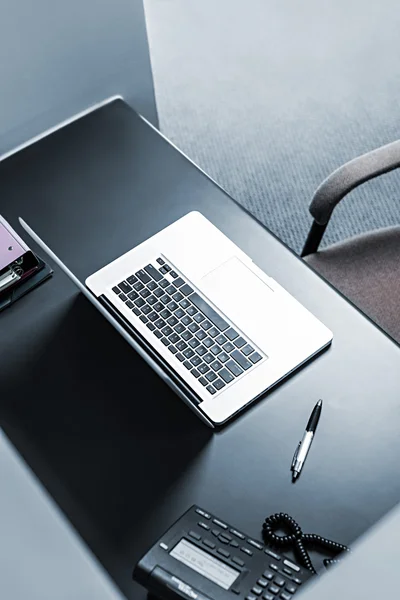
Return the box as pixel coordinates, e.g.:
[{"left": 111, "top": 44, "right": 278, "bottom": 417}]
[
  {"left": 211, "top": 345, "right": 222, "bottom": 355},
  {"left": 183, "top": 360, "right": 192, "bottom": 370},
  {"left": 133, "top": 307, "right": 141, "bottom": 316},
  {"left": 181, "top": 284, "right": 194, "bottom": 296},
  {"left": 118, "top": 281, "right": 131, "bottom": 294},
  {"left": 119, "top": 293, "right": 127, "bottom": 302},
  {"left": 196, "top": 345, "right": 207, "bottom": 356},
  {"left": 204, "top": 352, "right": 214, "bottom": 364},
  {"left": 174, "top": 308, "right": 185, "bottom": 318},
  {"left": 176, "top": 340, "right": 187, "bottom": 351},
  {"left": 155, "top": 319, "right": 166, "bottom": 329},
  {"left": 191, "top": 368, "right": 200, "bottom": 378},
  {"left": 189, "top": 338, "right": 200, "bottom": 348},
  {"left": 195, "top": 329, "right": 207, "bottom": 340},
  {"left": 199, "top": 376, "right": 208, "bottom": 386},
  {"left": 126, "top": 275, "right": 138, "bottom": 285},
  {"left": 180, "top": 299, "right": 190, "bottom": 309},
  {"left": 209, "top": 327, "right": 219, "bottom": 338},
  {"left": 147, "top": 280, "right": 157, "bottom": 291},
  {"left": 146, "top": 322, "right": 156, "bottom": 332},
  {"left": 216, "top": 334, "right": 227, "bottom": 345},
  {"left": 219, "top": 368, "right": 234, "bottom": 384},
  {"left": 189, "top": 323, "right": 200, "bottom": 333},
  {"left": 226, "top": 360, "right": 244, "bottom": 377},
  {"left": 161, "top": 337, "right": 170, "bottom": 346},
  {"left": 182, "top": 315, "right": 192, "bottom": 326},
  {"left": 169, "top": 333, "right": 180, "bottom": 344},
  {"left": 172, "top": 291, "right": 183, "bottom": 302},
  {"left": 231, "top": 350, "right": 252, "bottom": 370},
  {"left": 156, "top": 257, "right": 165, "bottom": 265},
  {"left": 170, "top": 270, "right": 178, "bottom": 278},
  {"left": 128, "top": 290, "right": 139, "bottom": 301},
  {"left": 167, "top": 316, "right": 179, "bottom": 327},
  {"left": 160, "top": 309, "right": 171, "bottom": 319},
  {"left": 134, "top": 281, "right": 144, "bottom": 292},
  {"left": 249, "top": 352, "right": 262, "bottom": 364},
  {"left": 206, "top": 371, "right": 217, "bottom": 382},
  {"left": 198, "top": 363, "right": 210, "bottom": 374},
  {"left": 187, "top": 305, "right": 197, "bottom": 316},
  {"left": 126, "top": 300, "right": 134, "bottom": 309},
  {"left": 222, "top": 341, "right": 235, "bottom": 353},
  {"left": 159, "top": 278, "right": 169, "bottom": 289},
  {"left": 175, "top": 323, "right": 185, "bottom": 334},
  {"left": 176, "top": 352, "right": 185, "bottom": 362},
  {"left": 166, "top": 285, "right": 176, "bottom": 295},
  {"left": 148, "top": 311, "right": 158, "bottom": 322},
  {"left": 154, "top": 287, "right": 164, "bottom": 298},
  {"left": 183, "top": 348, "right": 195, "bottom": 359},
  {"left": 225, "top": 328, "right": 239, "bottom": 341},
  {"left": 201, "top": 320, "right": 212, "bottom": 331},
  {"left": 182, "top": 331, "right": 193, "bottom": 341},
  {"left": 203, "top": 337, "right": 213, "bottom": 348},
  {"left": 194, "top": 312, "right": 205, "bottom": 323},
  {"left": 189, "top": 292, "right": 229, "bottom": 332},
  {"left": 134, "top": 298, "right": 146, "bottom": 308},
  {"left": 160, "top": 294, "right": 171, "bottom": 305},
  {"left": 154, "top": 302, "right": 164, "bottom": 312},
  {"left": 213, "top": 379, "right": 225, "bottom": 391},
  {"left": 159, "top": 266, "right": 169, "bottom": 274},
  {"left": 219, "top": 352, "right": 229, "bottom": 363},
  {"left": 173, "top": 277, "right": 185, "bottom": 288},
  {"left": 112, "top": 286, "right": 121, "bottom": 294},
  {"left": 147, "top": 295, "right": 157, "bottom": 305},
  {"left": 206, "top": 385, "right": 216, "bottom": 395},
  {"left": 190, "top": 355, "right": 202, "bottom": 367},
  {"left": 140, "top": 315, "right": 148, "bottom": 323},
  {"left": 140, "top": 288, "right": 151, "bottom": 299},
  {"left": 211, "top": 360, "right": 223, "bottom": 372},
  {"left": 154, "top": 330, "right": 162, "bottom": 339},
  {"left": 144, "top": 264, "right": 163, "bottom": 282},
  {"left": 167, "top": 301, "right": 179, "bottom": 312},
  {"left": 168, "top": 345, "right": 178, "bottom": 354},
  {"left": 234, "top": 336, "right": 246, "bottom": 348},
  {"left": 142, "top": 304, "right": 152, "bottom": 315},
  {"left": 161, "top": 326, "right": 173, "bottom": 337},
  {"left": 136, "top": 270, "right": 151, "bottom": 284}
]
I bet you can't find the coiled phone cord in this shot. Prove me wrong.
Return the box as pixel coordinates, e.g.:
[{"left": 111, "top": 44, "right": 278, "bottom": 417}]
[{"left": 262, "top": 513, "right": 350, "bottom": 574}]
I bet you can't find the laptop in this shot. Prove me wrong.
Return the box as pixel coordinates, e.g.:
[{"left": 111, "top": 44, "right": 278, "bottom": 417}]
[{"left": 20, "top": 211, "right": 332, "bottom": 427}]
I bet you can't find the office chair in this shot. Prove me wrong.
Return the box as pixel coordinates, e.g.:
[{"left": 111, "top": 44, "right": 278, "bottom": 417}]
[{"left": 301, "top": 140, "right": 400, "bottom": 344}]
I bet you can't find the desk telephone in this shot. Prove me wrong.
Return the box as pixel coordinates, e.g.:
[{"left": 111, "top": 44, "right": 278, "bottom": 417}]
[{"left": 133, "top": 506, "right": 313, "bottom": 600}]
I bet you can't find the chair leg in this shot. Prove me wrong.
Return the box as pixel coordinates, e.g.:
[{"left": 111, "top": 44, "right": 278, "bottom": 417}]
[{"left": 301, "top": 221, "right": 327, "bottom": 257}]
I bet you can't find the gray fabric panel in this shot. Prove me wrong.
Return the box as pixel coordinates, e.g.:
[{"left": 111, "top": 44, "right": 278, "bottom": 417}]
[
  {"left": 310, "top": 140, "right": 400, "bottom": 225},
  {"left": 304, "top": 226, "right": 400, "bottom": 343},
  {"left": 145, "top": 0, "right": 400, "bottom": 254}
]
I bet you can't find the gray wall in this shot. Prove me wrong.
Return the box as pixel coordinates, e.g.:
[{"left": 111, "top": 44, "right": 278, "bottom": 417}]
[{"left": 0, "top": 0, "right": 157, "bottom": 157}]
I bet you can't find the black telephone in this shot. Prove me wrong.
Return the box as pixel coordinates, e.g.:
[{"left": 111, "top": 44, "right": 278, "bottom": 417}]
[{"left": 133, "top": 506, "right": 313, "bottom": 600}]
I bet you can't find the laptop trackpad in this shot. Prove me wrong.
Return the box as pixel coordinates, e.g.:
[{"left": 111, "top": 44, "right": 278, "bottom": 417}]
[{"left": 200, "top": 256, "right": 276, "bottom": 348}]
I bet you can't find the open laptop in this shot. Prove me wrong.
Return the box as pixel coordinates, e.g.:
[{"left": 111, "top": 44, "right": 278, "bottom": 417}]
[{"left": 20, "top": 211, "right": 332, "bottom": 427}]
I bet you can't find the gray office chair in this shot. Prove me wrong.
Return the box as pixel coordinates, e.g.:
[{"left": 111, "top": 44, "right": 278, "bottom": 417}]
[{"left": 301, "top": 140, "right": 400, "bottom": 344}]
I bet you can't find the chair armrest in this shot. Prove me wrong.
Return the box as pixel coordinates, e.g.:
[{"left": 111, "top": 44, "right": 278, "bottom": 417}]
[{"left": 310, "top": 139, "right": 400, "bottom": 226}]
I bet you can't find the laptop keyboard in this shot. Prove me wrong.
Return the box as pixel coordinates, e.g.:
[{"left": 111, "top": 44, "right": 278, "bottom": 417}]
[{"left": 112, "top": 257, "right": 264, "bottom": 396}]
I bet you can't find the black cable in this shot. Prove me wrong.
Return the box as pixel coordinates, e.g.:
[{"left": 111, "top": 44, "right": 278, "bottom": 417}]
[{"left": 262, "top": 513, "right": 350, "bottom": 574}]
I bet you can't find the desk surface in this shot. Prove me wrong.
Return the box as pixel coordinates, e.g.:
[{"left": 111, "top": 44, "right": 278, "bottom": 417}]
[{"left": 1, "top": 100, "right": 399, "bottom": 599}]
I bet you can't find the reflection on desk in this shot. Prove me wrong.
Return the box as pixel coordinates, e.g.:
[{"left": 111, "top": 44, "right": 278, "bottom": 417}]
[{"left": 0, "top": 429, "right": 125, "bottom": 600}]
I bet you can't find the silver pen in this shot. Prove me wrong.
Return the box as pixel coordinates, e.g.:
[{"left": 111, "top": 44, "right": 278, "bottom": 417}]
[{"left": 291, "top": 400, "right": 323, "bottom": 481}]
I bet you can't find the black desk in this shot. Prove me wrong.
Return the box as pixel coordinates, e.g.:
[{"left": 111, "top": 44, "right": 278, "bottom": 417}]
[{"left": 1, "top": 100, "right": 400, "bottom": 599}]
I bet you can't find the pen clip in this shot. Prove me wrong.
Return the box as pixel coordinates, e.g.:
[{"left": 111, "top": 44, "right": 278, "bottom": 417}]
[{"left": 291, "top": 442, "right": 301, "bottom": 470}]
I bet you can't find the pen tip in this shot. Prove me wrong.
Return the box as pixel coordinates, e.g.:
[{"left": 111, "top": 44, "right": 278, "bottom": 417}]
[
  {"left": 317, "top": 399, "right": 323, "bottom": 406},
  {"left": 292, "top": 471, "right": 299, "bottom": 482}
]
